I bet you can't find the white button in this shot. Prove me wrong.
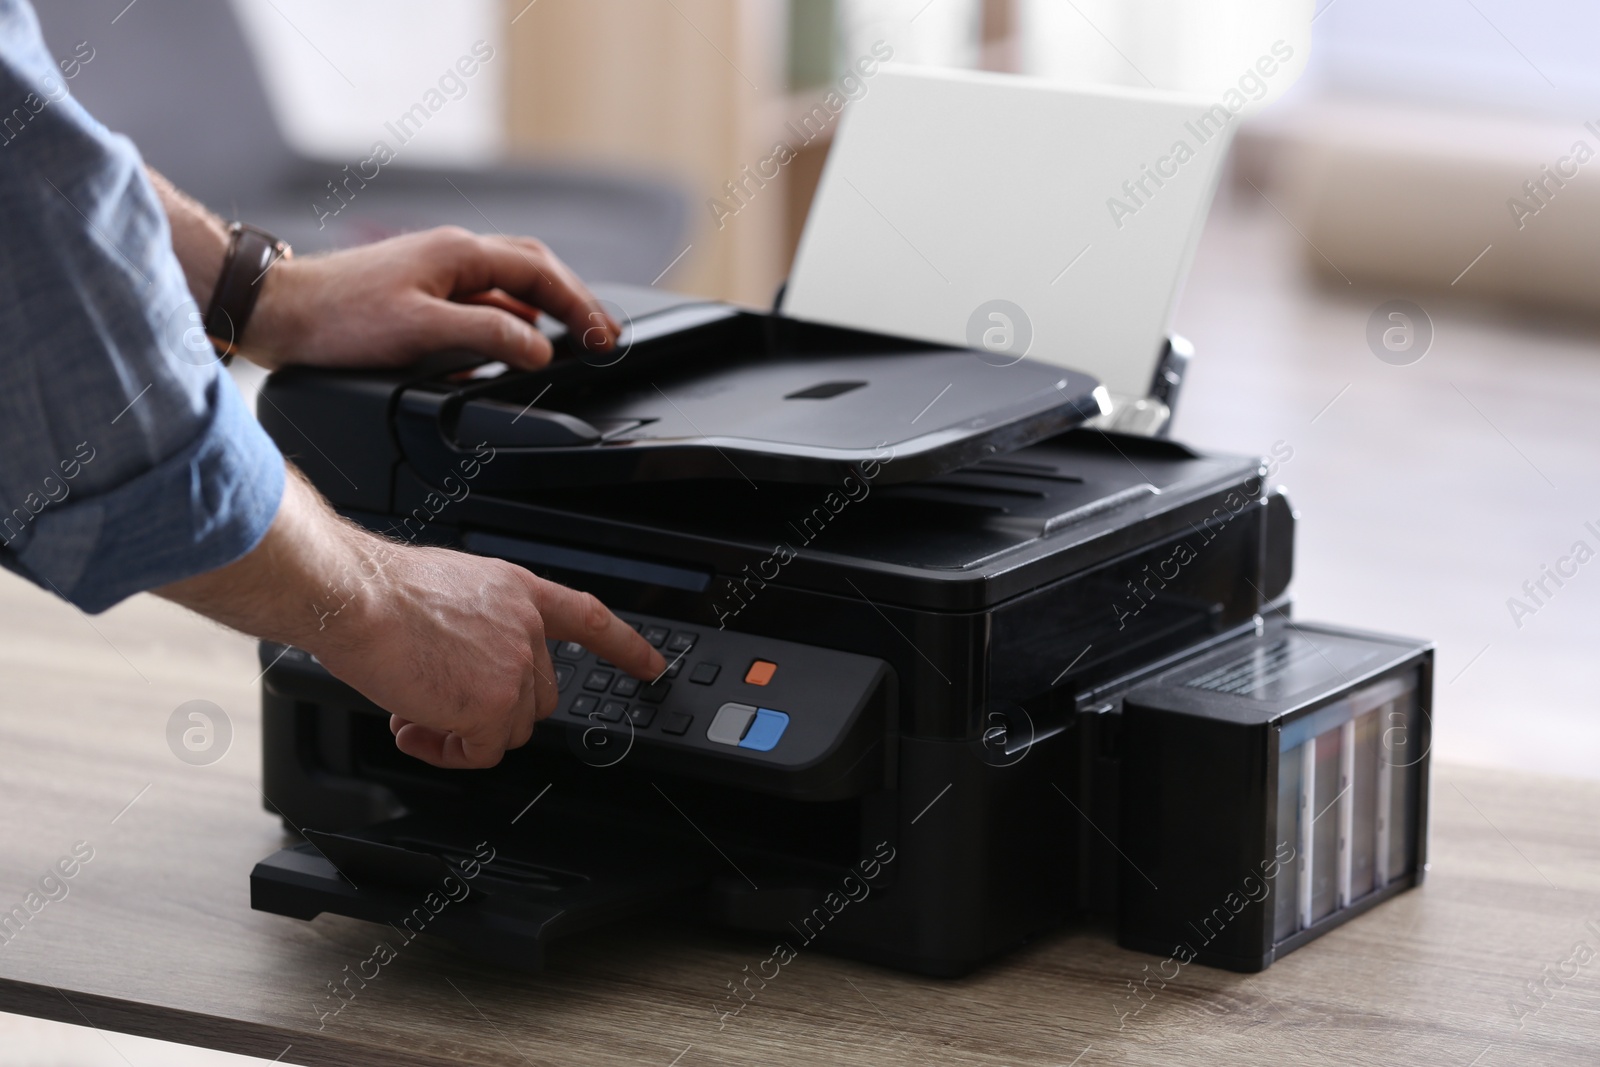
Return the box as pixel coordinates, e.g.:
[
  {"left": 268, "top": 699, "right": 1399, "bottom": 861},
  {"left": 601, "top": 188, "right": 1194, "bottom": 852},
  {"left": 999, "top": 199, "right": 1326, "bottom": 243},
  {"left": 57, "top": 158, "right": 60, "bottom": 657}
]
[{"left": 707, "top": 702, "right": 757, "bottom": 745}]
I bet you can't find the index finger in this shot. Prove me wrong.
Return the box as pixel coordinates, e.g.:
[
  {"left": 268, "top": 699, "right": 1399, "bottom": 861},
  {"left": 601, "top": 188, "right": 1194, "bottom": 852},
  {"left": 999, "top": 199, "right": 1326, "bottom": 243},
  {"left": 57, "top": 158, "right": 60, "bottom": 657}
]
[
  {"left": 458, "top": 236, "right": 618, "bottom": 353},
  {"left": 531, "top": 580, "right": 666, "bottom": 680}
]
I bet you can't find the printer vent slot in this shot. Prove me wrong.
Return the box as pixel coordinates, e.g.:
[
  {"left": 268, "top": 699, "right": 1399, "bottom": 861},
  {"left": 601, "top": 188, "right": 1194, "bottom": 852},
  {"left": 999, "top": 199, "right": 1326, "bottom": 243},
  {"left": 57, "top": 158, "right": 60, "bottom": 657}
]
[
  {"left": 971, "top": 458, "right": 1085, "bottom": 483},
  {"left": 878, "top": 469, "right": 1069, "bottom": 511},
  {"left": 874, "top": 474, "right": 1155, "bottom": 537},
  {"left": 921, "top": 475, "right": 1048, "bottom": 500},
  {"left": 874, "top": 485, "right": 1009, "bottom": 513}
]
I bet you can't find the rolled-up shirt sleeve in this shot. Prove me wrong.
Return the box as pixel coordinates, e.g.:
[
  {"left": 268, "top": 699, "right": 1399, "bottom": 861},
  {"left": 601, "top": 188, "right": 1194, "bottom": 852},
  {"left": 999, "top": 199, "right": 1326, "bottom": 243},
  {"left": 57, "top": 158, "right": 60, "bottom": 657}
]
[{"left": 0, "top": 0, "right": 285, "bottom": 613}]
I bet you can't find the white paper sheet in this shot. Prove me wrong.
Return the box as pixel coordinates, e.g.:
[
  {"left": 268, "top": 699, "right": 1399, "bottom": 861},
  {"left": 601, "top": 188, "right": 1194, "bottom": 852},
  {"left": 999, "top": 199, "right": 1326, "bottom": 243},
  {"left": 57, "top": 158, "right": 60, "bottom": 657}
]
[{"left": 785, "top": 66, "right": 1235, "bottom": 400}]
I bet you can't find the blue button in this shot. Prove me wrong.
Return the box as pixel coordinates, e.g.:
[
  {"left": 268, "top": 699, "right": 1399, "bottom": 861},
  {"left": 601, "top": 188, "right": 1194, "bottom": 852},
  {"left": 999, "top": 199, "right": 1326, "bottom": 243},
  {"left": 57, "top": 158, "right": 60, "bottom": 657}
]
[{"left": 738, "top": 709, "right": 789, "bottom": 752}]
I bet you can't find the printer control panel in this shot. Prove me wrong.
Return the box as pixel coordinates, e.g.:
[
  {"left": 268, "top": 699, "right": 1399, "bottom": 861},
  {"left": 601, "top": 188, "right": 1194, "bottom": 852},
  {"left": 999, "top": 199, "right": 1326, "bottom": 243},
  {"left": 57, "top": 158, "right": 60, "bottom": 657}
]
[
  {"left": 260, "top": 612, "right": 894, "bottom": 799},
  {"left": 548, "top": 612, "right": 892, "bottom": 788}
]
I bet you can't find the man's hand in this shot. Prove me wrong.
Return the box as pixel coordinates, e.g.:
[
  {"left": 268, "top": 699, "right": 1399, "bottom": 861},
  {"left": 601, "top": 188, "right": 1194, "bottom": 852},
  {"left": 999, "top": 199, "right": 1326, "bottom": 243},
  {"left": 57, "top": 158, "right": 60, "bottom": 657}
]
[
  {"left": 245, "top": 227, "right": 622, "bottom": 372},
  {"left": 147, "top": 171, "right": 620, "bottom": 372},
  {"left": 314, "top": 543, "right": 661, "bottom": 769},
  {"left": 157, "top": 464, "right": 665, "bottom": 769}
]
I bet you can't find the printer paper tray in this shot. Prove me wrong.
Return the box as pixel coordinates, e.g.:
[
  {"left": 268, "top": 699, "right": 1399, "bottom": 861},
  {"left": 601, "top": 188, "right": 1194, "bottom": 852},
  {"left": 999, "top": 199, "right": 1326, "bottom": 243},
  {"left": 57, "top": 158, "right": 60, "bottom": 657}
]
[{"left": 251, "top": 813, "right": 710, "bottom": 971}]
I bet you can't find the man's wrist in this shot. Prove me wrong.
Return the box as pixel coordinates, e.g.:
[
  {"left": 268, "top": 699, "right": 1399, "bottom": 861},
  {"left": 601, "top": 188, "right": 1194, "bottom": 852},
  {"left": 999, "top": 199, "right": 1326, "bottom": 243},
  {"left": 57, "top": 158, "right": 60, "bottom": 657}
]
[
  {"left": 295, "top": 528, "right": 401, "bottom": 662},
  {"left": 235, "top": 257, "right": 308, "bottom": 371}
]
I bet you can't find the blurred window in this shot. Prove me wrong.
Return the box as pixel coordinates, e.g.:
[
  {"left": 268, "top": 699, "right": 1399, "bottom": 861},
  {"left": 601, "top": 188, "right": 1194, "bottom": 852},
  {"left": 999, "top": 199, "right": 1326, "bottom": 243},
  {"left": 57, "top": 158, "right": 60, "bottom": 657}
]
[
  {"left": 231, "top": 0, "right": 504, "bottom": 163},
  {"left": 834, "top": 0, "right": 982, "bottom": 75},
  {"left": 1016, "top": 0, "right": 1309, "bottom": 108},
  {"left": 1303, "top": 0, "right": 1595, "bottom": 118}
]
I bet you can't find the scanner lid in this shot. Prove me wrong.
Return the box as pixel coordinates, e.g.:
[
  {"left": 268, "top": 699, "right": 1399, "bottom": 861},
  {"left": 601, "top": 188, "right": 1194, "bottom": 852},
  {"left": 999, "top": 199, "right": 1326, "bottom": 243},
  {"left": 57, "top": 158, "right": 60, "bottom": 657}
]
[{"left": 392, "top": 284, "right": 1107, "bottom": 490}]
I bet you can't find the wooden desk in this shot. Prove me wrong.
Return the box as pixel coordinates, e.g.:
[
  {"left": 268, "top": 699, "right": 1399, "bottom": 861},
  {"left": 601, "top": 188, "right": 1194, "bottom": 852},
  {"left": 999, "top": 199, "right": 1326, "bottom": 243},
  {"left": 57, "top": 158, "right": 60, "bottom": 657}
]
[{"left": 0, "top": 575, "right": 1596, "bottom": 1067}]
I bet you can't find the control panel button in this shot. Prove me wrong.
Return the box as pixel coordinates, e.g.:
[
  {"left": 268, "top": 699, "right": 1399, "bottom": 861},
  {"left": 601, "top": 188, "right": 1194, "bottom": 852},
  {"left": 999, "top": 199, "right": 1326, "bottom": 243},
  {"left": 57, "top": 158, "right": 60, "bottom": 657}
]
[
  {"left": 665, "top": 631, "right": 698, "bottom": 654},
  {"left": 660, "top": 711, "right": 693, "bottom": 736},
  {"left": 611, "top": 675, "right": 640, "bottom": 698},
  {"left": 568, "top": 694, "right": 599, "bottom": 719},
  {"left": 739, "top": 708, "right": 789, "bottom": 752},
  {"left": 627, "top": 705, "right": 657, "bottom": 729},
  {"left": 640, "top": 681, "right": 672, "bottom": 704},
  {"left": 554, "top": 663, "right": 573, "bottom": 691},
  {"left": 641, "top": 625, "right": 670, "bottom": 648},
  {"left": 744, "top": 660, "right": 777, "bottom": 686},
  {"left": 707, "top": 703, "right": 757, "bottom": 746},
  {"left": 555, "top": 641, "right": 586, "bottom": 661},
  {"left": 583, "top": 669, "right": 614, "bottom": 692},
  {"left": 598, "top": 700, "right": 628, "bottom": 723},
  {"left": 689, "top": 662, "right": 720, "bottom": 685},
  {"left": 663, "top": 658, "right": 684, "bottom": 679}
]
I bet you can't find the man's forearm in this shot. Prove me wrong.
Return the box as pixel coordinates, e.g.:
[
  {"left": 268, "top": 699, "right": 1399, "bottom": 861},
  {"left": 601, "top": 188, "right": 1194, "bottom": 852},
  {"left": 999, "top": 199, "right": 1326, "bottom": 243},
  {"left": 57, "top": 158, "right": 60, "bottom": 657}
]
[
  {"left": 147, "top": 167, "right": 230, "bottom": 311},
  {"left": 153, "top": 456, "right": 666, "bottom": 770},
  {"left": 155, "top": 460, "right": 375, "bottom": 653}
]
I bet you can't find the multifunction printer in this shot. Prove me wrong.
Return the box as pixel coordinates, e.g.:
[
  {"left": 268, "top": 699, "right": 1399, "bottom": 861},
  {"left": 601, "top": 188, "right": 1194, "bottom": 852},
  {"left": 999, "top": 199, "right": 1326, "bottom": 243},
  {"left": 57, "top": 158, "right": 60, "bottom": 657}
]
[{"left": 250, "top": 286, "right": 1431, "bottom": 976}]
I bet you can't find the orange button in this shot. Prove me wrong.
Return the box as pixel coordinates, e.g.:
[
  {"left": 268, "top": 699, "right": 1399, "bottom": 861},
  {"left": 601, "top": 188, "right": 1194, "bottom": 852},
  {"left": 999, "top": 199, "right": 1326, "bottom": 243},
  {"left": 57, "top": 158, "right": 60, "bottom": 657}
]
[{"left": 744, "top": 660, "right": 777, "bottom": 686}]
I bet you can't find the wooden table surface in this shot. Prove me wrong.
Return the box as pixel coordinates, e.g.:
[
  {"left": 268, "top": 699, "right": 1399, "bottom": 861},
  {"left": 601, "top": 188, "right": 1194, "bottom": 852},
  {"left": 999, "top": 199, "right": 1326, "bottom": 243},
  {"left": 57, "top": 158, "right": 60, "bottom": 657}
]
[{"left": 0, "top": 574, "right": 1597, "bottom": 1067}]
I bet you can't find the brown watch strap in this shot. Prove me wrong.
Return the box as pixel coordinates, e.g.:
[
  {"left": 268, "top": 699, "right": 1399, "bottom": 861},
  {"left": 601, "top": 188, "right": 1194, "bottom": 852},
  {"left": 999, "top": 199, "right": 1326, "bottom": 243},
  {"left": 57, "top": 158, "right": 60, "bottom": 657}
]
[{"left": 205, "top": 222, "right": 290, "bottom": 365}]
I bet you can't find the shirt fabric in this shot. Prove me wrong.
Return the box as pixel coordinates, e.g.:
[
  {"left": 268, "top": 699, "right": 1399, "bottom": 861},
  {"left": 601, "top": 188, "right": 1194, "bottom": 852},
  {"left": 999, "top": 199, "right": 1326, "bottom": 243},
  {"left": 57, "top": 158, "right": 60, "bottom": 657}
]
[{"left": 0, "top": 0, "right": 285, "bottom": 613}]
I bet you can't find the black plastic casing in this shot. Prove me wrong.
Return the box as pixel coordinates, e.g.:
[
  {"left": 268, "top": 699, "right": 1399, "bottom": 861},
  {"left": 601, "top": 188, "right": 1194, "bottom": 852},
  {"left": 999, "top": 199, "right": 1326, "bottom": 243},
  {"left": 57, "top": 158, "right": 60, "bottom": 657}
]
[
  {"left": 251, "top": 311, "right": 1430, "bottom": 978},
  {"left": 253, "top": 438, "right": 1296, "bottom": 975}
]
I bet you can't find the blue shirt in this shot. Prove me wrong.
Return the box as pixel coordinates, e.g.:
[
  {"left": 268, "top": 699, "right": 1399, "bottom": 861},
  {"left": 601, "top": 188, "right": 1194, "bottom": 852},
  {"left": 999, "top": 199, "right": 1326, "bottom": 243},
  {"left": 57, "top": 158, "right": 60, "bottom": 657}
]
[{"left": 0, "top": 0, "right": 285, "bottom": 613}]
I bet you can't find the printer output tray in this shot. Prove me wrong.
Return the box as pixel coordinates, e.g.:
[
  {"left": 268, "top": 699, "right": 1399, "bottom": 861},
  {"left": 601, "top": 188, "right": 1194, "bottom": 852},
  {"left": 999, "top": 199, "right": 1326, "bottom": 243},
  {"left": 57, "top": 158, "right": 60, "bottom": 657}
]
[
  {"left": 388, "top": 297, "right": 1107, "bottom": 490},
  {"left": 251, "top": 812, "right": 711, "bottom": 971}
]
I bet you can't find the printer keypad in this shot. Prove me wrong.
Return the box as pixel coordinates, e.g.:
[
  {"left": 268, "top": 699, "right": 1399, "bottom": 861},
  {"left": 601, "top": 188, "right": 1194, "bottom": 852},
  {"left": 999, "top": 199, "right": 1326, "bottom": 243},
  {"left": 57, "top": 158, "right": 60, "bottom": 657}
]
[
  {"left": 268, "top": 612, "right": 884, "bottom": 776},
  {"left": 547, "top": 614, "right": 814, "bottom": 758}
]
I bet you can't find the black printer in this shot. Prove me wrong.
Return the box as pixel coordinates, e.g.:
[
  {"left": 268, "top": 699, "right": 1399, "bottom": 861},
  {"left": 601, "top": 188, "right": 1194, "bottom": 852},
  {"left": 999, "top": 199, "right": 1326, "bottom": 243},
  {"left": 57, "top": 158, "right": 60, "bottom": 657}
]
[{"left": 250, "top": 286, "right": 1432, "bottom": 976}]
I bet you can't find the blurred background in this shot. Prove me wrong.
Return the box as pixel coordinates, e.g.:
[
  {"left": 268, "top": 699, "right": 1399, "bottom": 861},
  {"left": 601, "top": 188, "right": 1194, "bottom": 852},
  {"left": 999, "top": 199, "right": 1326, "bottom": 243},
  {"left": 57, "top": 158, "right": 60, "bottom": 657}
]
[{"left": 7, "top": 0, "right": 1599, "bottom": 1059}]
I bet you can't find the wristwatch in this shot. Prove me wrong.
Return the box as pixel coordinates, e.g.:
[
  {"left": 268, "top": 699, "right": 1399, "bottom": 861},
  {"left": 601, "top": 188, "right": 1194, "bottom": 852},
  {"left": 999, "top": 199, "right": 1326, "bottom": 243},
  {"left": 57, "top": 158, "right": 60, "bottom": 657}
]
[{"left": 205, "top": 222, "right": 291, "bottom": 365}]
